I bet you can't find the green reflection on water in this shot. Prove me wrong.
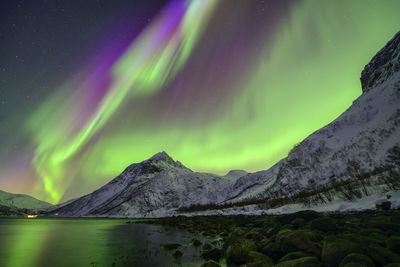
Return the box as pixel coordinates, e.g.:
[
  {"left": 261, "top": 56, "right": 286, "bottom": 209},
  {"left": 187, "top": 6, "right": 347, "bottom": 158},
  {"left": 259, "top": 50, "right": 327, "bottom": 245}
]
[
  {"left": 1, "top": 218, "right": 127, "bottom": 267},
  {"left": 0, "top": 218, "right": 214, "bottom": 267}
]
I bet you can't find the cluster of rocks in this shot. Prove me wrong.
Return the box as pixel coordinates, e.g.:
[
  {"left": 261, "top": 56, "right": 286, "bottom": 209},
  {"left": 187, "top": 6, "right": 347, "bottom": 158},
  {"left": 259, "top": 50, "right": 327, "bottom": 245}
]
[{"left": 143, "top": 210, "right": 400, "bottom": 266}]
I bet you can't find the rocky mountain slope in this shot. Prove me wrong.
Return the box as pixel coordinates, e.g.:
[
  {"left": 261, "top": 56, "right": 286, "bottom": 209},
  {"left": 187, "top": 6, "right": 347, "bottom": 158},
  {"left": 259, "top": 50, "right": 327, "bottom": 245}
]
[
  {"left": 53, "top": 31, "right": 400, "bottom": 218},
  {"left": 223, "top": 31, "right": 400, "bottom": 203}
]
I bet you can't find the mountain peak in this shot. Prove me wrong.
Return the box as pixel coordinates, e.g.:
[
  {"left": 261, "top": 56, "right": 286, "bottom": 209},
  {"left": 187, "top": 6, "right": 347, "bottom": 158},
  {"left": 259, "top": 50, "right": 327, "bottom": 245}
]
[
  {"left": 149, "top": 151, "right": 173, "bottom": 162},
  {"left": 361, "top": 31, "right": 400, "bottom": 93},
  {"left": 145, "top": 151, "right": 187, "bottom": 170}
]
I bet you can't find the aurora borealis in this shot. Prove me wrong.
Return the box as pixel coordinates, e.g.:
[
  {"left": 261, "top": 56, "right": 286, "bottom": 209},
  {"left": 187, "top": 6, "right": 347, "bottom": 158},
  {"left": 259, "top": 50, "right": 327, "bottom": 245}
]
[{"left": 1, "top": 0, "right": 400, "bottom": 203}]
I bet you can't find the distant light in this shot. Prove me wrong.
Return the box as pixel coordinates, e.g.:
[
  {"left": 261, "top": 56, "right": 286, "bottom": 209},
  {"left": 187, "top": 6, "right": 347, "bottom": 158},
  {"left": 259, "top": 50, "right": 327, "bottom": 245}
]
[{"left": 26, "top": 214, "right": 38, "bottom": 218}]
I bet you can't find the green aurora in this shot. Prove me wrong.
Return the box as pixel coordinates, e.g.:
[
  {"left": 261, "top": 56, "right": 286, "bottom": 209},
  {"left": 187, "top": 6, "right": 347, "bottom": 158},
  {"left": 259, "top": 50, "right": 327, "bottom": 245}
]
[{"left": 0, "top": 0, "right": 399, "bottom": 203}]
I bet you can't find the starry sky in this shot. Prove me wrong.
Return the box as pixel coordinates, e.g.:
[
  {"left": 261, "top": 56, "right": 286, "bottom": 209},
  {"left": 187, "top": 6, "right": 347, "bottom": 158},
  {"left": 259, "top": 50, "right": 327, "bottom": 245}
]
[{"left": 0, "top": 0, "right": 399, "bottom": 203}]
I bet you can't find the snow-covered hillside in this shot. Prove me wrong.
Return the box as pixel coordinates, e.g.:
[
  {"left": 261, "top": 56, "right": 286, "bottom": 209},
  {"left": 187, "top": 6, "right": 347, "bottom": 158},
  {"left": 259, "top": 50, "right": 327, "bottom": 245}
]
[
  {"left": 53, "top": 31, "right": 400, "bottom": 218},
  {"left": 52, "top": 152, "right": 237, "bottom": 217},
  {"left": 224, "top": 31, "right": 400, "bottom": 203}
]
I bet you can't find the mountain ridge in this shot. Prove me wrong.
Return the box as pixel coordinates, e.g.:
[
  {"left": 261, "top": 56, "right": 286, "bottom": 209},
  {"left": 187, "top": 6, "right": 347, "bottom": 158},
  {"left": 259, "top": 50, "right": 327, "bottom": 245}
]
[{"left": 50, "top": 30, "right": 400, "bottom": 218}]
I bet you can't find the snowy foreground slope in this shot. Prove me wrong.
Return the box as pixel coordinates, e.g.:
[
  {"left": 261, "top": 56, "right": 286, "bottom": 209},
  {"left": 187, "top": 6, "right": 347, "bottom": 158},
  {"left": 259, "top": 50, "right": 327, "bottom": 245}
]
[{"left": 53, "top": 31, "right": 400, "bottom": 218}]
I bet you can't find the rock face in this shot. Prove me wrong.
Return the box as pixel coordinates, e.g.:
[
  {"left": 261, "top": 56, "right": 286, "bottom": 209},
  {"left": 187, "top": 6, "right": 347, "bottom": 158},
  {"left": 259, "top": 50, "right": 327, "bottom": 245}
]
[
  {"left": 53, "top": 31, "right": 400, "bottom": 217},
  {"left": 361, "top": 31, "right": 400, "bottom": 93}
]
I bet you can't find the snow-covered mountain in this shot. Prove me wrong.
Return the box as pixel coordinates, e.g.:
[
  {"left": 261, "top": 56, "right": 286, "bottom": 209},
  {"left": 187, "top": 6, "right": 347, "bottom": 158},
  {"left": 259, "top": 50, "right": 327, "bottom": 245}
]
[
  {"left": 52, "top": 152, "right": 237, "bottom": 217},
  {"left": 0, "top": 190, "right": 52, "bottom": 215},
  {"left": 224, "top": 31, "right": 400, "bottom": 203},
  {"left": 53, "top": 31, "right": 400, "bottom": 218}
]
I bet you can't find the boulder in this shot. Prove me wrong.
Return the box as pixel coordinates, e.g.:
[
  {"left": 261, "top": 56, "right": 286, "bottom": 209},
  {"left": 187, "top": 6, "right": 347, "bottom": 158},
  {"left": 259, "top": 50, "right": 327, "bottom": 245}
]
[
  {"left": 276, "top": 230, "right": 321, "bottom": 256},
  {"left": 226, "top": 238, "right": 257, "bottom": 265},
  {"left": 386, "top": 236, "right": 400, "bottom": 254},
  {"left": 191, "top": 238, "right": 202, "bottom": 247},
  {"left": 162, "top": 243, "right": 181, "bottom": 250},
  {"left": 200, "top": 248, "right": 223, "bottom": 261},
  {"left": 372, "top": 223, "right": 400, "bottom": 232},
  {"left": 309, "top": 217, "right": 337, "bottom": 233},
  {"left": 384, "top": 263, "right": 400, "bottom": 267},
  {"left": 343, "top": 263, "right": 369, "bottom": 267},
  {"left": 172, "top": 250, "right": 183, "bottom": 259},
  {"left": 339, "top": 253, "right": 375, "bottom": 267},
  {"left": 291, "top": 218, "right": 305, "bottom": 229},
  {"left": 279, "top": 252, "right": 311, "bottom": 262},
  {"left": 223, "top": 228, "right": 245, "bottom": 251},
  {"left": 369, "top": 232, "right": 387, "bottom": 246},
  {"left": 201, "top": 260, "right": 221, "bottom": 267},
  {"left": 260, "top": 237, "right": 281, "bottom": 261},
  {"left": 246, "top": 251, "right": 274, "bottom": 267},
  {"left": 321, "top": 237, "right": 361, "bottom": 267},
  {"left": 203, "top": 243, "right": 213, "bottom": 250},
  {"left": 276, "top": 256, "right": 321, "bottom": 267},
  {"left": 276, "top": 210, "right": 321, "bottom": 225},
  {"left": 366, "top": 244, "right": 400, "bottom": 266},
  {"left": 340, "top": 233, "right": 381, "bottom": 250}
]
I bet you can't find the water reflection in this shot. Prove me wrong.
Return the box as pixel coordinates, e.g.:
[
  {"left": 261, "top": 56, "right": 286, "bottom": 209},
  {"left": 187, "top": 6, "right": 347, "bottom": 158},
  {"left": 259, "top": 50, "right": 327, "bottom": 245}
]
[{"left": 0, "top": 218, "right": 212, "bottom": 267}]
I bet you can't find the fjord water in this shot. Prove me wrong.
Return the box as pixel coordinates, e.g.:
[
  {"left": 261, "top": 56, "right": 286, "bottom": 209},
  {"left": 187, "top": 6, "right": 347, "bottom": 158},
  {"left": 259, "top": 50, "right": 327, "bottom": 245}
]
[{"left": 0, "top": 218, "right": 209, "bottom": 267}]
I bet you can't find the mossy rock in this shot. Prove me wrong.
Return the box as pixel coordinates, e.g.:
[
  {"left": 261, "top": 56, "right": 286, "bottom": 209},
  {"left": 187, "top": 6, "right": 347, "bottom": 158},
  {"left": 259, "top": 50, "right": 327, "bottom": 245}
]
[
  {"left": 368, "top": 215, "right": 390, "bottom": 224},
  {"left": 246, "top": 228, "right": 265, "bottom": 242},
  {"left": 260, "top": 238, "right": 281, "bottom": 261},
  {"left": 386, "top": 236, "right": 400, "bottom": 254},
  {"left": 203, "top": 243, "right": 213, "bottom": 250},
  {"left": 309, "top": 217, "right": 337, "bottom": 233},
  {"left": 200, "top": 248, "right": 223, "bottom": 261},
  {"left": 246, "top": 251, "right": 274, "bottom": 267},
  {"left": 257, "top": 238, "right": 272, "bottom": 251},
  {"left": 223, "top": 229, "right": 245, "bottom": 251},
  {"left": 359, "top": 228, "right": 385, "bottom": 236},
  {"left": 200, "top": 260, "right": 221, "bottom": 267},
  {"left": 373, "top": 223, "right": 400, "bottom": 232},
  {"left": 276, "top": 256, "right": 321, "bottom": 267},
  {"left": 321, "top": 237, "right": 361, "bottom": 267},
  {"left": 303, "top": 231, "right": 324, "bottom": 243},
  {"left": 162, "top": 243, "right": 181, "bottom": 250},
  {"left": 226, "top": 238, "right": 257, "bottom": 265},
  {"left": 390, "top": 214, "right": 400, "bottom": 224},
  {"left": 276, "top": 230, "right": 321, "bottom": 256},
  {"left": 343, "top": 263, "right": 369, "bottom": 267},
  {"left": 279, "top": 252, "right": 311, "bottom": 263},
  {"left": 343, "top": 222, "right": 362, "bottom": 233},
  {"left": 266, "top": 226, "right": 281, "bottom": 237},
  {"left": 291, "top": 218, "right": 305, "bottom": 228},
  {"left": 369, "top": 232, "right": 387, "bottom": 245},
  {"left": 339, "top": 253, "right": 375, "bottom": 267},
  {"left": 366, "top": 244, "right": 400, "bottom": 266},
  {"left": 233, "top": 226, "right": 246, "bottom": 235},
  {"left": 173, "top": 250, "right": 183, "bottom": 259},
  {"left": 282, "top": 224, "right": 294, "bottom": 230},
  {"left": 340, "top": 233, "right": 381, "bottom": 250},
  {"left": 191, "top": 238, "right": 202, "bottom": 247},
  {"left": 276, "top": 210, "right": 321, "bottom": 225},
  {"left": 384, "top": 263, "right": 400, "bottom": 267}
]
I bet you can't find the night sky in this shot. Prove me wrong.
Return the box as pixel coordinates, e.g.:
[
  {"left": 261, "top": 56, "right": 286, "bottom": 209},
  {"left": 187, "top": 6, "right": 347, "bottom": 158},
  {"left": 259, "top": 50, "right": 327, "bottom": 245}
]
[{"left": 0, "top": 0, "right": 399, "bottom": 203}]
